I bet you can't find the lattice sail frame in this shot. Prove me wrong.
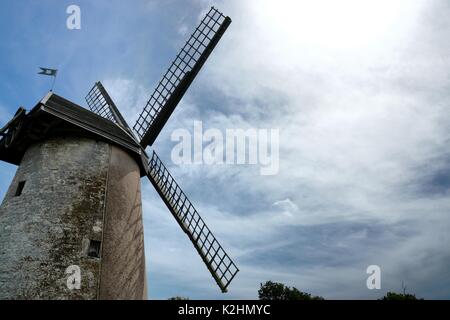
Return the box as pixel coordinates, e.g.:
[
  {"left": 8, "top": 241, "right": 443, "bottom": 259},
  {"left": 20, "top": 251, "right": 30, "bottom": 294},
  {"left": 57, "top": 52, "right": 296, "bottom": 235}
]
[
  {"left": 85, "top": 82, "right": 118, "bottom": 123},
  {"left": 147, "top": 151, "right": 239, "bottom": 292},
  {"left": 85, "top": 82, "right": 132, "bottom": 135},
  {"left": 133, "top": 7, "right": 232, "bottom": 148}
]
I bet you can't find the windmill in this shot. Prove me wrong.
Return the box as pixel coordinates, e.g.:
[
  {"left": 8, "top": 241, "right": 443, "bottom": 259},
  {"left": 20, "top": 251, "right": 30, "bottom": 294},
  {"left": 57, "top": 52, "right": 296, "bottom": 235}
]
[{"left": 0, "top": 7, "right": 238, "bottom": 299}]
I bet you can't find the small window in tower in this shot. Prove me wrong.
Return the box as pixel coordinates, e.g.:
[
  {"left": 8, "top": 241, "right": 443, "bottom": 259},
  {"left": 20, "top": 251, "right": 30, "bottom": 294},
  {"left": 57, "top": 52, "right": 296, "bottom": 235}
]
[
  {"left": 87, "top": 240, "right": 102, "bottom": 258},
  {"left": 15, "top": 181, "right": 26, "bottom": 197}
]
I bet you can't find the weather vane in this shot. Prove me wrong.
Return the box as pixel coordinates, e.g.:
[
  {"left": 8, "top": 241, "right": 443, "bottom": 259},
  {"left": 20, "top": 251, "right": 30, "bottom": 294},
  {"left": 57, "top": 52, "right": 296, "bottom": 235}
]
[{"left": 38, "top": 67, "right": 58, "bottom": 92}]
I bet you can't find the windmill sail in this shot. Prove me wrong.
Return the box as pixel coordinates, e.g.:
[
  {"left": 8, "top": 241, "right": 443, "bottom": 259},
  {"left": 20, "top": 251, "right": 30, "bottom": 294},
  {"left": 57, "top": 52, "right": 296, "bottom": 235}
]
[
  {"left": 134, "top": 7, "right": 232, "bottom": 148},
  {"left": 85, "top": 81, "right": 133, "bottom": 134},
  {"left": 147, "top": 151, "right": 239, "bottom": 292}
]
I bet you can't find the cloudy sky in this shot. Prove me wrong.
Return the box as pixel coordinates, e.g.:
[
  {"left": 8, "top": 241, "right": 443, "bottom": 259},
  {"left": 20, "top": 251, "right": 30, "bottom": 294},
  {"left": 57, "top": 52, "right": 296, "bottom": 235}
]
[{"left": 1, "top": 0, "right": 450, "bottom": 299}]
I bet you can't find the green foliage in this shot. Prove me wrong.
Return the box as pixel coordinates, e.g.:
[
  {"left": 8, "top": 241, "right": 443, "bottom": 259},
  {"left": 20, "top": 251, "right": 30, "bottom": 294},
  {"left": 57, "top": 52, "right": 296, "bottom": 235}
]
[
  {"left": 257, "top": 281, "right": 425, "bottom": 301},
  {"left": 168, "top": 296, "right": 190, "bottom": 300},
  {"left": 258, "top": 281, "right": 324, "bottom": 300},
  {"left": 380, "top": 292, "right": 423, "bottom": 300}
]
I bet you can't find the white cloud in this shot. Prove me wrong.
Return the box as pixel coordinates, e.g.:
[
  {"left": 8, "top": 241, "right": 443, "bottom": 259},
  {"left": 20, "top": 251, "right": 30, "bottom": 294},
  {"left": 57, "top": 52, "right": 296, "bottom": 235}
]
[
  {"left": 272, "top": 198, "right": 298, "bottom": 217},
  {"left": 102, "top": 78, "right": 150, "bottom": 128},
  {"left": 177, "top": 24, "right": 188, "bottom": 37},
  {"left": 95, "top": 0, "right": 450, "bottom": 299}
]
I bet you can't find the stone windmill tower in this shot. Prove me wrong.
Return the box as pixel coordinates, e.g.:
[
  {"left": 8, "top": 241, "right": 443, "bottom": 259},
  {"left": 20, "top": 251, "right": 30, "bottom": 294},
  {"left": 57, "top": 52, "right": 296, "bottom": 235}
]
[{"left": 0, "top": 7, "right": 238, "bottom": 300}]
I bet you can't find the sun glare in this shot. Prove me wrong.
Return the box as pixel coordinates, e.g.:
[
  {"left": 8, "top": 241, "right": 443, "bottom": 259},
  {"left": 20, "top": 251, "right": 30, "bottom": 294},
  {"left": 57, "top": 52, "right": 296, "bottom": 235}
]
[{"left": 257, "top": 0, "right": 425, "bottom": 50}]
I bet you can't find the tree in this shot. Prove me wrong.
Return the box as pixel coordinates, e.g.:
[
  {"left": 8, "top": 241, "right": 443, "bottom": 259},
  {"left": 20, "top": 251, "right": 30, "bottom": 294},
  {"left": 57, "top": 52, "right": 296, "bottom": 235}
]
[
  {"left": 258, "top": 281, "right": 324, "bottom": 300},
  {"left": 168, "top": 296, "right": 190, "bottom": 300},
  {"left": 380, "top": 282, "right": 423, "bottom": 300},
  {"left": 380, "top": 292, "right": 422, "bottom": 300}
]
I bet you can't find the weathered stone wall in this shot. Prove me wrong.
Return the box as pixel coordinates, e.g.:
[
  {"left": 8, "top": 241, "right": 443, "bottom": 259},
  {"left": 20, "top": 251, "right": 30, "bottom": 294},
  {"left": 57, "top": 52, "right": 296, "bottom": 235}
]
[
  {"left": 0, "top": 137, "right": 110, "bottom": 299},
  {"left": 0, "top": 137, "right": 147, "bottom": 300},
  {"left": 99, "top": 146, "right": 146, "bottom": 300}
]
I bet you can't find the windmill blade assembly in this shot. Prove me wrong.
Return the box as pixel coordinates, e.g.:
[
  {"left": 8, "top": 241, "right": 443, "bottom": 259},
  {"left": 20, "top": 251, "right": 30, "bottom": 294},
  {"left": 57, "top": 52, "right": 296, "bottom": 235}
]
[
  {"left": 148, "top": 151, "right": 239, "bottom": 292},
  {"left": 84, "top": 7, "right": 238, "bottom": 293},
  {"left": 133, "top": 7, "right": 232, "bottom": 148}
]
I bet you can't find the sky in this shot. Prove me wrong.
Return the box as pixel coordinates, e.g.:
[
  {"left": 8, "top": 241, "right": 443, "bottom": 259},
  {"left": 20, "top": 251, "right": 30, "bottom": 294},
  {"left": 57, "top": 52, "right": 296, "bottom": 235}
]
[{"left": 1, "top": 0, "right": 450, "bottom": 299}]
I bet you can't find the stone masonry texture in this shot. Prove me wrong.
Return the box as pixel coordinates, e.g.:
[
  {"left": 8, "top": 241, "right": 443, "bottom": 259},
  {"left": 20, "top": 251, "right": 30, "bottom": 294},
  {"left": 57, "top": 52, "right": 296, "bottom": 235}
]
[
  {"left": 99, "top": 145, "right": 146, "bottom": 299},
  {"left": 0, "top": 136, "right": 146, "bottom": 299}
]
